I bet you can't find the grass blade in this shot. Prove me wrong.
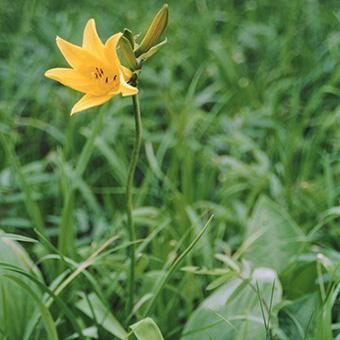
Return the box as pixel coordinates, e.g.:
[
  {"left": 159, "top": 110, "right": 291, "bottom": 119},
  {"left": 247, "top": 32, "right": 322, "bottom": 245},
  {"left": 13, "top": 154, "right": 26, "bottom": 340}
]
[{"left": 143, "top": 215, "right": 213, "bottom": 316}]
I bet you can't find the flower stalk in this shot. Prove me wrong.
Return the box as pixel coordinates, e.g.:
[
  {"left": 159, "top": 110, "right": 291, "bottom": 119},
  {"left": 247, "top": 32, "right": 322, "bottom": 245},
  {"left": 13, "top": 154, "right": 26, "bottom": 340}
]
[
  {"left": 126, "top": 93, "right": 142, "bottom": 314},
  {"left": 123, "top": 4, "right": 168, "bottom": 315},
  {"left": 44, "top": 4, "right": 168, "bottom": 316}
]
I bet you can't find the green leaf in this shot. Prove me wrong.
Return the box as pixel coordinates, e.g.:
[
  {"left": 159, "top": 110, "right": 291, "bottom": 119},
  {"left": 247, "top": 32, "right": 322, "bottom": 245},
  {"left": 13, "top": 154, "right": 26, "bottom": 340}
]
[
  {"left": 59, "top": 108, "right": 105, "bottom": 259},
  {"left": 0, "top": 232, "right": 37, "bottom": 243},
  {"left": 76, "top": 292, "right": 127, "bottom": 339},
  {"left": 243, "top": 196, "right": 305, "bottom": 272},
  {"left": 205, "top": 272, "right": 238, "bottom": 291},
  {"left": 279, "top": 292, "right": 333, "bottom": 340},
  {"left": 130, "top": 317, "right": 164, "bottom": 340},
  {"left": 3, "top": 274, "right": 58, "bottom": 340},
  {"left": 280, "top": 257, "right": 318, "bottom": 299},
  {"left": 137, "top": 38, "right": 167, "bottom": 63},
  {"left": 143, "top": 216, "right": 213, "bottom": 316},
  {"left": 0, "top": 136, "right": 45, "bottom": 233},
  {"left": 182, "top": 267, "right": 282, "bottom": 340}
]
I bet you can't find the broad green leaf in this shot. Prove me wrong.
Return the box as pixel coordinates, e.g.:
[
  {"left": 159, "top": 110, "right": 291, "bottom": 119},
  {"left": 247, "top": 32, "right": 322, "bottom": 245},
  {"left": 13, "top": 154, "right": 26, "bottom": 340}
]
[
  {"left": 243, "top": 196, "right": 305, "bottom": 272},
  {"left": 280, "top": 257, "right": 318, "bottom": 299},
  {"left": 76, "top": 292, "right": 127, "bottom": 339},
  {"left": 182, "top": 267, "right": 282, "bottom": 340},
  {"left": 279, "top": 292, "right": 333, "bottom": 340},
  {"left": 0, "top": 236, "right": 42, "bottom": 340},
  {"left": 3, "top": 275, "right": 58, "bottom": 340},
  {"left": 130, "top": 317, "right": 164, "bottom": 340}
]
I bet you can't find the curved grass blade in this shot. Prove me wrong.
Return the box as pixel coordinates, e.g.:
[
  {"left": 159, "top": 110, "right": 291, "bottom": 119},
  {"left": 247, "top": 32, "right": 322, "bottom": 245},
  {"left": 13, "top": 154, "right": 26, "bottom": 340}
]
[
  {"left": 59, "top": 107, "right": 105, "bottom": 258},
  {"left": 0, "top": 135, "right": 44, "bottom": 233},
  {"left": 143, "top": 215, "right": 213, "bottom": 316}
]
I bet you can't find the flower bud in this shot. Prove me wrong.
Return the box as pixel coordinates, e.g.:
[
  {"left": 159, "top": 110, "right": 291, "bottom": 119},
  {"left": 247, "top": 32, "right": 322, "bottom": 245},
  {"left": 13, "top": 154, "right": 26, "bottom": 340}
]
[
  {"left": 123, "top": 28, "right": 135, "bottom": 49},
  {"left": 120, "top": 36, "right": 138, "bottom": 71},
  {"left": 135, "top": 4, "right": 168, "bottom": 57}
]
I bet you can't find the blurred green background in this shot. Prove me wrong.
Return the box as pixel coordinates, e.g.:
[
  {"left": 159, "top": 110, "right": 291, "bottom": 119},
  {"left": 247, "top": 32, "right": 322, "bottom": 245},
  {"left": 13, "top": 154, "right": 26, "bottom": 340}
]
[{"left": 0, "top": 0, "right": 339, "bottom": 339}]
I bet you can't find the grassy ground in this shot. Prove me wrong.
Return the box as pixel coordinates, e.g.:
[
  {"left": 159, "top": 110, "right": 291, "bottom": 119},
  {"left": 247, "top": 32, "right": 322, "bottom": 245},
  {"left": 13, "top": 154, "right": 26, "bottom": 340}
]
[{"left": 0, "top": 0, "right": 339, "bottom": 339}]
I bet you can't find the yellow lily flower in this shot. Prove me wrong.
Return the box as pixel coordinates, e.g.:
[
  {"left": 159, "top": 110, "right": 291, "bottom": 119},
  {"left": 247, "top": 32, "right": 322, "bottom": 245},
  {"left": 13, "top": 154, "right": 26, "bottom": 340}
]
[{"left": 45, "top": 19, "right": 138, "bottom": 115}]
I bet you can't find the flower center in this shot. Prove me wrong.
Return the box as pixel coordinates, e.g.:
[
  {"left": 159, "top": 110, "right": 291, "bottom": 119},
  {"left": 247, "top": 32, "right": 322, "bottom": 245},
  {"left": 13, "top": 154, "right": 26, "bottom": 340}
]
[{"left": 91, "top": 66, "right": 120, "bottom": 95}]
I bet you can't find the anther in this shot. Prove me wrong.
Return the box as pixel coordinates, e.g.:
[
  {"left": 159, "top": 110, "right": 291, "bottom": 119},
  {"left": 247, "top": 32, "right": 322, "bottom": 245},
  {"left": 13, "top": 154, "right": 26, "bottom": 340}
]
[
  {"left": 100, "top": 68, "right": 104, "bottom": 75},
  {"left": 113, "top": 75, "right": 117, "bottom": 80},
  {"left": 105, "top": 77, "right": 108, "bottom": 83}
]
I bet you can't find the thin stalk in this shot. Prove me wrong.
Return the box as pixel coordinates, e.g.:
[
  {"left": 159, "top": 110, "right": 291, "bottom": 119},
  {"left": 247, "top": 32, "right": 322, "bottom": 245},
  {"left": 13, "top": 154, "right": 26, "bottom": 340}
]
[{"left": 126, "top": 94, "right": 142, "bottom": 315}]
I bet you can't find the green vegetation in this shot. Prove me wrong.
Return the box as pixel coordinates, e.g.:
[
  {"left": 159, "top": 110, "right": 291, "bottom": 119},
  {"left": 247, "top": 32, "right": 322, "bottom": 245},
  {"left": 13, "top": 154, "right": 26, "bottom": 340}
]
[{"left": 0, "top": 0, "right": 339, "bottom": 339}]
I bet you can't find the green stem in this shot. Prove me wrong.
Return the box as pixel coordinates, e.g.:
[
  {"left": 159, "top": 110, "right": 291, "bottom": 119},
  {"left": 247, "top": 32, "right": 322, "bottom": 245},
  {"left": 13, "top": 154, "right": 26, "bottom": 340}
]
[{"left": 127, "top": 94, "right": 142, "bottom": 315}]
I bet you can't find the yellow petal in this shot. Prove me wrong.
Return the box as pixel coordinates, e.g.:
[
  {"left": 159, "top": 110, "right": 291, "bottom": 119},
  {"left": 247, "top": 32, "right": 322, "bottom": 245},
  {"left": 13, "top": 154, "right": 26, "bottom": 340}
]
[
  {"left": 104, "top": 33, "right": 123, "bottom": 66},
  {"left": 120, "top": 65, "right": 133, "bottom": 82},
  {"left": 45, "top": 68, "right": 94, "bottom": 93},
  {"left": 70, "top": 93, "right": 114, "bottom": 115},
  {"left": 119, "top": 73, "right": 138, "bottom": 97},
  {"left": 82, "top": 18, "right": 105, "bottom": 60},
  {"left": 56, "top": 36, "right": 100, "bottom": 69}
]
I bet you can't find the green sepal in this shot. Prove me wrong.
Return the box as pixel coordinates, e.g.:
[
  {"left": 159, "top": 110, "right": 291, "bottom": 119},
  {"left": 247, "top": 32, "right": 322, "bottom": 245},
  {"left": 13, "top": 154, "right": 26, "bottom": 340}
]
[{"left": 137, "top": 38, "right": 167, "bottom": 64}]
